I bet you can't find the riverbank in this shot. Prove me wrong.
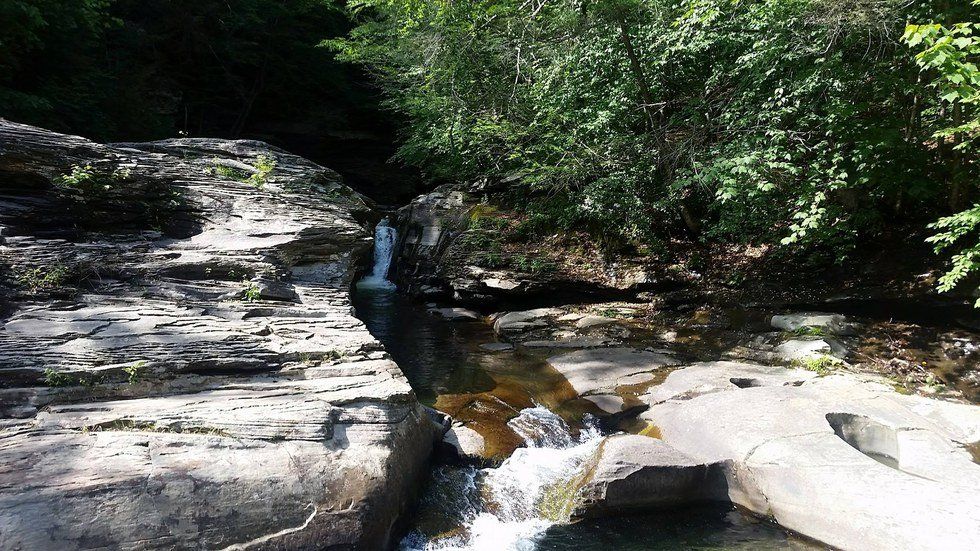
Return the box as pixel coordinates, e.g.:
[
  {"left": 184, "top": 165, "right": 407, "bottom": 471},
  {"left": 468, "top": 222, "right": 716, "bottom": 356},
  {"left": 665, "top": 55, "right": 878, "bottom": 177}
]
[{"left": 0, "top": 121, "right": 436, "bottom": 549}]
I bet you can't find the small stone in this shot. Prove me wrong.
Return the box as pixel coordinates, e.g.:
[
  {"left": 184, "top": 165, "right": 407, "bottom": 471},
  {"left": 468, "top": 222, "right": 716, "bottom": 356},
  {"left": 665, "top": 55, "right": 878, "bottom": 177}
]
[
  {"left": 479, "top": 342, "right": 514, "bottom": 352},
  {"left": 575, "top": 315, "right": 616, "bottom": 329}
]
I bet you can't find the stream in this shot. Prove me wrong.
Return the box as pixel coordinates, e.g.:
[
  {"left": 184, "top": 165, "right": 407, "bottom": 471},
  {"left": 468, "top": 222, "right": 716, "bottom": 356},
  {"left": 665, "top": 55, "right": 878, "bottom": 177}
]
[{"left": 353, "top": 222, "right": 815, "bottom": 550}]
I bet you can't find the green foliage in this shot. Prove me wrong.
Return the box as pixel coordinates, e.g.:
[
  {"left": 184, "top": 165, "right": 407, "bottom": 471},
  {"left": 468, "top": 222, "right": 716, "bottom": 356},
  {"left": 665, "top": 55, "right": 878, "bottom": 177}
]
[
  {"left": 242, "top": 280, "right": 261, "bottom": 302},
  {"left": 123, "top": 360, "right": 146, "bottom": 384},
  {"left": 17, "top": 264, "right": 69, "bottom": 293},
  {"left": 43, "top": 367, "right": 73, "bottom": 387},
  {"left": 212, "top": 156, "right": 277, "bottom": 188},
  {"left": 249, "top": 155, "right": 277, "bottom": 188},
  {"left": 792, "top": 354, "right": 842, "bottom": 375},
  {"left": 338, "top": 0, "right": 978, "bottom": 271},
  {"left": 56, "top": 164, "right": 130, "bottom": 195},
  {"left": 793, "top": 326, "right": 827, "bottom": 337},
  {"left": 905, "top": 4, "right": 980, "bottom": 305}
]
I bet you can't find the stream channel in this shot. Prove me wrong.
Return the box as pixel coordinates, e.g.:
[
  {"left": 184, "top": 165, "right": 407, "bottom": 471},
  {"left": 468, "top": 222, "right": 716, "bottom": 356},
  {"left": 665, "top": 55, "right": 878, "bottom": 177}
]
[{"left": 352, "top": 221, "right": 821, "bottom": 550}]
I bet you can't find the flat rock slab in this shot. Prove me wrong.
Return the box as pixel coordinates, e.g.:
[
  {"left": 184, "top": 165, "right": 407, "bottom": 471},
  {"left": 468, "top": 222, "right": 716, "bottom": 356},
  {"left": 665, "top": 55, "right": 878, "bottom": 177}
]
[
  {"left": 573, "top": 435, "right": 725, "bottom": 518},
  {"left": 547, "top": 347, "right": 681, "bottom": 397},
  {"left": 641, "top": 362, "right": 980, "bottom": 551}
]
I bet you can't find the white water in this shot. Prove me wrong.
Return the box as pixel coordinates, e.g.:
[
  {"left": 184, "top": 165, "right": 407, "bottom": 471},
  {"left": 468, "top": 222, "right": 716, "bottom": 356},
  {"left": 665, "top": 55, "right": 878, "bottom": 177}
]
[
  {"left": 401, "top": 408, "right": 603, "bottom": 551},
  {"left": 357, "top": 218, "right": 397, "bottom": 289}
]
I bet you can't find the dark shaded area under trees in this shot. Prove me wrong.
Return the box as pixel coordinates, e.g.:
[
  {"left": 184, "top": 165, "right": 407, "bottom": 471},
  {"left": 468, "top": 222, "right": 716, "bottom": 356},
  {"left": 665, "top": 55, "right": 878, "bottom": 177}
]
[{"left": 0, "top": 0, "right": 420, "bottom": 203}]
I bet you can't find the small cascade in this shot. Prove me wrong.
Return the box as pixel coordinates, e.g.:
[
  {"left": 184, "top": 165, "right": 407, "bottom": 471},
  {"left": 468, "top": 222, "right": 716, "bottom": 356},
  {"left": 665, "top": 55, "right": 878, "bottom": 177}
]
[
  {"left": 400, "top": 408, "right": 603, "bottom": 551},
  {"left": 358, "top": 218, "right": 397, "bottom": 290}
]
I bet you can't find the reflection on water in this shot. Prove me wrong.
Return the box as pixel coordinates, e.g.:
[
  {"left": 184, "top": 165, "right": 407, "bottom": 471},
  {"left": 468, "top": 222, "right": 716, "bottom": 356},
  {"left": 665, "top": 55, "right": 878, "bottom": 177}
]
[
  {"left": 537, "top": 505, "right": 816, "bottom": 551},
  {"left": 352, "top": 286, "right": 815, "bottom": 551}
]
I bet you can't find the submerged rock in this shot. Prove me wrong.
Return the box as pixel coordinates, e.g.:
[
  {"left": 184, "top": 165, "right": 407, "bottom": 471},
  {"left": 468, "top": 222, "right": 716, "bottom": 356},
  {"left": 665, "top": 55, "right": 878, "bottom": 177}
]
[
  {"left": 641, "top": 362, "right": 980, "bottom": 551},
  {"left": 428, "top": 306, "right": 482, "bottom": 320},
  {"left": 0, "top": 121, "right": 435, "bottom": 550}
]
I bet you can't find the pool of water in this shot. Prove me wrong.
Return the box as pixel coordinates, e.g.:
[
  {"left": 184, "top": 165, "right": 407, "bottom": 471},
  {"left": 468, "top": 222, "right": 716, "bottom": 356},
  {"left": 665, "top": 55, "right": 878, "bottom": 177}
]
[{"left": 352, "top": 286, "right": 819, "bottom": 551}]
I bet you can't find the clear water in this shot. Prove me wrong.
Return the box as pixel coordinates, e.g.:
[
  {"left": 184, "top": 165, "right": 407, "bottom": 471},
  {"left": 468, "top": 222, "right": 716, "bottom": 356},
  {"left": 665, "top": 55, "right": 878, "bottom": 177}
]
[{"left": 352, "top": 286, "right": 819, "bottom": 551}]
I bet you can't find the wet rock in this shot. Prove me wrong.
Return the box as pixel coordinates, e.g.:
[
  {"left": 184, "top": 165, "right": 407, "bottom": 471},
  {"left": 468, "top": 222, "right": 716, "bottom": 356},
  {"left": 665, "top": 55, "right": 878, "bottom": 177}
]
[
  {"left": 442, "top": 423, "right": 486, "bottom": 463},
  {"left": 547, "top": 347, "right": 681, "bottom": 398},
  {"left": 429, "top": 307, "right": 482, "bottom": 321},
  {"left": 575, "top": 315, "right": 617, "bottom": 329},
  {"left": 0, "top": 121, "right": 434, "bottom": 550},
  {"left": 572, "top": 435, "right": 726, "bottom": 518},
  {"left": 771, "top": 312, "right": 856, "bottom": 336},
  {"left": 641, "top": 363, "right": 980, "bottom": 551},
  {"left": 492, "top": 308, "right": 562, "bottom": 334},
  {"left": 479, "top": 342, "right": 515, "bottom": 352},
  {"left": 583, "top": 394, "right": 625, "bottom": 414}
]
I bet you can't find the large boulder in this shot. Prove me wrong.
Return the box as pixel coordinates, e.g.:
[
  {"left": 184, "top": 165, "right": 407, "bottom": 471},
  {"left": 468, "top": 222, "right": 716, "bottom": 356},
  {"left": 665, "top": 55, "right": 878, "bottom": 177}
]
[
  {"left": 641, "top": 362, "right": 980, "bottom": 551},
  {"left": 571, "top": 435, "right": 726, "bottom": 518},
  {"left": 0, "top": 120, "right": 435, "bottom": 550}
]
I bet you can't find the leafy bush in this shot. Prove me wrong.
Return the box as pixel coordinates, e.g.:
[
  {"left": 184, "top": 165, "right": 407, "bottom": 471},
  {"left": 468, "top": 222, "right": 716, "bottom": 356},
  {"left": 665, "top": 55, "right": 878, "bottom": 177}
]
[{"left": 336, "top": 0, "right": 979, "bottom": 289}]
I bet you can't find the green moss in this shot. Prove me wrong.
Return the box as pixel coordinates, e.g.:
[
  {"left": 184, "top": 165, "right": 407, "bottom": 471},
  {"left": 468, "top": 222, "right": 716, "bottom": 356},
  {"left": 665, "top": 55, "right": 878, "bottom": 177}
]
[{"left": 792, "top": 354, "right": 842, "bottom": 375}]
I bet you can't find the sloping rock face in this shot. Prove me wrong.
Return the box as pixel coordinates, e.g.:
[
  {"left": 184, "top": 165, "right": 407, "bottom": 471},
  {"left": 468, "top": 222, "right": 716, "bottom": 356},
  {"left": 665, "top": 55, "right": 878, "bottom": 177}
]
[
  {"left": 571, "top": 435, "right": 726, "bottom": 518},
  {"left": 640, "top": 362, "right": 980, "bottom": 551},
  {"left": 0, "top": 120, "right": 434, "bottom": 550},
  {"left": 392, "top": 187, "right": 677, "bottom": 307}
]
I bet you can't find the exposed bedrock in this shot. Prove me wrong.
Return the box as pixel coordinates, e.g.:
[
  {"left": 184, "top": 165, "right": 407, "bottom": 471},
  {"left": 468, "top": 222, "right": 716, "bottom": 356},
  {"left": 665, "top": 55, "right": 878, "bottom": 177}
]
[
  {"left": 0, "top": 120, "right": 435, "bottom": 550},
  {"left": 390, "top": 186, "right": 679, "bottom": 307},
  {"left": 638, "top": 363, "right": 980, "bottom": 551}
]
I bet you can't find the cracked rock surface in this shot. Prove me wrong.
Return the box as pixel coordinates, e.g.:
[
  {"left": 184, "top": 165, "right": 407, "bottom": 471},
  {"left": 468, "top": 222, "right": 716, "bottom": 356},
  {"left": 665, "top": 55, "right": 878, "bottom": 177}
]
[
  {"left": 0, "top": 120, "right": 434, "bottom": 550},
  {"left": 640, "top": 362, "right": 980, "bottom": 551}
]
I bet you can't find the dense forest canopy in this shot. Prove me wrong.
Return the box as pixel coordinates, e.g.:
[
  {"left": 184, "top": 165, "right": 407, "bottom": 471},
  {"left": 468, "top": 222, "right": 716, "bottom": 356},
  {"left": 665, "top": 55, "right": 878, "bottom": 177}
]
[
  {"left": 332, "top": 0, "right": 979, "bottom": 301},
  {"left": 0, "top": 0, "right": 977, "bottom": 300},
  {"left": 0, "top": 0, "right": 369, "bottom": 141}
]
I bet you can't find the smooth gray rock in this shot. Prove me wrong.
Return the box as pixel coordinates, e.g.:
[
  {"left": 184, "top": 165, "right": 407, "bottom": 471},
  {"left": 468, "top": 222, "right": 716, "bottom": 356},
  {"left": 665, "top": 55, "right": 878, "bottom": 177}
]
[
  {"left": 547, "top": 347, "right": 681, "bottom": 397},
  {"left": 775, "top": 338, "right": 848, "bottom": 362},
  {"left": 443, "top": 423, "right": 486, "bottom": 462},
  {"left": 575, "top": 315, "right": 616, "bottom": 329},
  {"left": 641, "top": 363, "right": 980, "bottom": 551},
  {"left": 771, "top": 312, "right": 856, "bottom": 335},
  {"left": 0, "top": 121, "right": 434, "bottom": 550},
  {"left": 572, "top": 435, "right": 725, "bottom": 518}
]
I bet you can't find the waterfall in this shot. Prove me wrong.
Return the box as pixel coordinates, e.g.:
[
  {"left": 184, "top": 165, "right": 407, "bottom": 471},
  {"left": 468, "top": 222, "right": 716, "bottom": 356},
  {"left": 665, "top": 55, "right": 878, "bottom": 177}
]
[
  {"left": 358, "top": 218, "right": 397, "bottom": 290},
  {"left": 400, "top": 408, "right": 603, "bottom": 551}
]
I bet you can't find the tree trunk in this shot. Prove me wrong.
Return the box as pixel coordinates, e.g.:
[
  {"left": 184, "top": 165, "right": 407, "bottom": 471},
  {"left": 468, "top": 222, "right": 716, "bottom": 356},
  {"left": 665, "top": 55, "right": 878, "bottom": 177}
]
[{"left": 616, "top": 16, "right": 656, "bottom": 129}]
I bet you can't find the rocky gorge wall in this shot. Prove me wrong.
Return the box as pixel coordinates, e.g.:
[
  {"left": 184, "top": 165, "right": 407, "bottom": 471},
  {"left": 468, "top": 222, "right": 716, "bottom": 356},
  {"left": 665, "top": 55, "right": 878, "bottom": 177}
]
[
  {"left": 391, "top": 186, "right": 678, "bottom": 308},
  {"left": 0, "top": 120, "right": 436, "bottom": 549}
]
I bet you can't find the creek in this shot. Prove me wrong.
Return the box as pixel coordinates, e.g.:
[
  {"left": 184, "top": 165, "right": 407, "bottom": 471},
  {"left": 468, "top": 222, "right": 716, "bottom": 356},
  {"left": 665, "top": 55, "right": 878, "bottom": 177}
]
[{"left": 352, "top": 222, "right": 813, "bottom": 550}]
